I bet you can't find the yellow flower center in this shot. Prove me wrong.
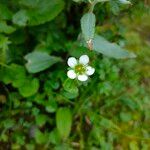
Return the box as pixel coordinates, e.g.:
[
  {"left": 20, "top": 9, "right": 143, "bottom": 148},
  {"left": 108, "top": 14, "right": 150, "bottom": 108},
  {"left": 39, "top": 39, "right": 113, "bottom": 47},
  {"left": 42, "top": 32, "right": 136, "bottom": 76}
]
[{"left": 75, "top": 64, "right": 86, "bottom": 75}]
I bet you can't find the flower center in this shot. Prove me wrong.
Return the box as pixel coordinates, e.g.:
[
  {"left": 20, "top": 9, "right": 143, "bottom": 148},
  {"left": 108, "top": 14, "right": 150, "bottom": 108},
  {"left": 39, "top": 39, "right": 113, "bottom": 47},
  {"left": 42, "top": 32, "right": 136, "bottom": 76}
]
[{"left": 75, "top": 64, "right": 86, "bottom": 75}]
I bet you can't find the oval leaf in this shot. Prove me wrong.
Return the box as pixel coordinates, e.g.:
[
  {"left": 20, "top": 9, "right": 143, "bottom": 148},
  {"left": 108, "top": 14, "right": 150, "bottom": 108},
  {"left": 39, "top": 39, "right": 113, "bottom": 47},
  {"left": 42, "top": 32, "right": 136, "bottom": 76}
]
[
  {"left": 19, "top": 78, "right": 39, "bottom": 97},
  {"left": 24, "top": 51, "right": 61, "bottom": 73},
  {"left": 92, "top": 35, "right": 136, "bottom": 59},
  {"left": 56, "top": 107, "right": 72, "bottom": 140},
  {"left": 81, "top": 12, "right": 96, "bottom": 41},
  {"left": 63, "top": 79, "right": 78, "bottom": 94}
]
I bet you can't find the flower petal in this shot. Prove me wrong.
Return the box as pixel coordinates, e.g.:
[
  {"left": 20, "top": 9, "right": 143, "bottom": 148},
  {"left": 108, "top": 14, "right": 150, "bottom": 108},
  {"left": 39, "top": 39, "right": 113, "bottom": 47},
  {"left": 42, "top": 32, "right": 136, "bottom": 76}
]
[
  {"left": 67, "top": 57, "right": 77, "bottom": 68},
  {"left": 79, "top": 55, "right": 89, "bottom": 65},
  {"left": 77, "top": 74, "right": 88, "bottom": 82},
  {"left": 86, "top": 66, "right": 95, "bottom": 76},
  {"left": 67, "top": 70, "right": 76, "bottom": 79}
]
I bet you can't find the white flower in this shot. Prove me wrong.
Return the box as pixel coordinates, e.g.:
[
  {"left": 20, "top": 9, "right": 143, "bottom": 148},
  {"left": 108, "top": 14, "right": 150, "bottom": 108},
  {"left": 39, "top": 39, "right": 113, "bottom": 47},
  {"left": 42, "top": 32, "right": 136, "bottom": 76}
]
[{"left": 67, "top": 55, "right": 95, "bottom": 82}]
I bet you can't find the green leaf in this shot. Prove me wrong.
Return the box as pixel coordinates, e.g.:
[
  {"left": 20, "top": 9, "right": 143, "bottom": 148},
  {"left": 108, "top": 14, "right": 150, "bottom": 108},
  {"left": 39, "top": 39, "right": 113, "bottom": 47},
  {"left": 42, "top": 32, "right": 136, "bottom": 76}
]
[
  {"left": 45, "top": 99, "right": 58, "bottom": 113},
  {"left": 56, "top": 107, "right": 72, "bottom": 140},
  {"left": 0, "top": 21, "right": 16, "bottom": 34},
  {"left": 0, "top": 35, "right": 11, "bottom": 63},
  {"left": 2, "top": 119, "right": 15, "bottom": 129},
  {"left": 62, "top": 90, "right": 79, "bottom": 99},
  {"left": 13, "top": 10, "right": 29, "bottom": 26},
  {"left": 24, "top": 51, "right": 62, "bottom": 73},
  {"left": 81, "top": 12, "right": 96, "bottom": 41},
  {"left": 0, "top": 64, "right": 26, "bottom": 87},
  {"left": 92, "top": 35, "right": 136, "bottom": 59},
  {"left": 13, "top": 0, "right": 64, "bottom": 26},
  {"left": 0, "top": 4, "right": 13, "bottom": 20},
  {"left": 19, "top": 78, "right": 39, "bottom": 97},
  {"left": 63, "top": 79, "right": 78, "bottom": 94},
  {"left": 48, "top": 129, "right": 61, "bottom": 145},
  {"left": 99, "top": 117, "right": 121, "bottom": 131},
  {"left": 34, "top": 129, "right": 47, "bottom": 144},
  {"left": 129, "top": 141, "right": 139, "bottom": 150},
  {"left": 35, "top": 114, "right": 47, "bottom": 127}
]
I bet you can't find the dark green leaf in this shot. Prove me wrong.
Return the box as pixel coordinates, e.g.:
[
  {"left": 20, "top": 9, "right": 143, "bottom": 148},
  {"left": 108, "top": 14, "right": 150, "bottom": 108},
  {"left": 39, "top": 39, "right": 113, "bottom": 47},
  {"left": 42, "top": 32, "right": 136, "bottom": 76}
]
[{"left": 13, "top": 0, "right": 65, "bottom": 26}]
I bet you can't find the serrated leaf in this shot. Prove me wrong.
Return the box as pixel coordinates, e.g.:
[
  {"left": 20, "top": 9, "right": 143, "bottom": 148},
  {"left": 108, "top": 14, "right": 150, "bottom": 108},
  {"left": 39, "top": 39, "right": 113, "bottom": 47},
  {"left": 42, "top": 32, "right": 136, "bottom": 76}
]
[
  {"left": 24, "top": 51, "right": 62, "bottom": 73},
  {"left": 92, "top": 35, "right": 136, "bottom": 59},
  {"left": 56, "top": 107, "right": 72, "bottom": 140},
  {"left": 81, "top": 12, "right": 96, "bottom": 41}
]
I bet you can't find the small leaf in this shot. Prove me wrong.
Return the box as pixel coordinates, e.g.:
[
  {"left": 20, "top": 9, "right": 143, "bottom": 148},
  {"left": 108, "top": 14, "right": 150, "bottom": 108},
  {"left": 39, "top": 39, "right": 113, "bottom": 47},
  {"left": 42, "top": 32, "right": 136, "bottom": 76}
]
[
  {"left": 24, "top": 51, "right": 61, "bottom": 73},
  {"left": 0, "top": 21, "right": 16, "bottom": 34},
  {"left": 35, "top": 114, "right": 47, "bottom": 127},
  {"left": 34, "top": 129, "right": 47, "bottom": 144},
  {"left": 129, "top": 141, "right": 139, "bottom": 150},
  {"left": 45, "top": 99, "right": 58, "bottom": 113},
  {"left": 100, "top": 117, "right": 121, "bottom": 131},
  {"left": 81, "top": 12, "right": 96, "bottom": 41},
  {"left": 19, "top": 78, "right": 39, "bottom": 97},
  {"left": 13, "top": 10, "right": 29, "bottom": 26},
  {"left": 0, "top": 35, "right": 11, "bottom": 63},
  {"left": 92, "top": 35, "right": 136, "bottom": 59},
  {"left": 63, "top": 79, "right": 78, "bottom": 94},
  {"left": 56, "top": 107, "right": 72, "bottom": 140}
]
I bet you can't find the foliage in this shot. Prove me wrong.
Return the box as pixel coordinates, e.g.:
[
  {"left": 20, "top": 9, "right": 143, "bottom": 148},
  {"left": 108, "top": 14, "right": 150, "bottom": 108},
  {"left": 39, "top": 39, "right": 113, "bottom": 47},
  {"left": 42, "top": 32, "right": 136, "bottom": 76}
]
[{"left": 0, "top": 0, "right": 150, "bottom": 149}]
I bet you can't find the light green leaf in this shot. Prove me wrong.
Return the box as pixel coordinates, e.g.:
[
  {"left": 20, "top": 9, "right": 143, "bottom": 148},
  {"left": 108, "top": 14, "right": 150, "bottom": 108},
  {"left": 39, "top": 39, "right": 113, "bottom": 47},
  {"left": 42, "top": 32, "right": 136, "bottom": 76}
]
[
  {"left": 81, "top": 12, "right": 96, "bottom": 41},
  {"left": 24, "top": 51, "right": 62, "bottom": 73},
  {"left": 56, "top": 107, "right": 72, "bottom": 140},
  {"left": 34, "top": 129, "right": 47, "bottom": 144},
  {"left": 35, "top": 114, "right": 47, "bottom": 127},
  {"left": 129, "top": 141, "right": 139, "bottom": 150},
  {"left": 12, "top": 10, "right": 29, "bottom": 26},
  {"left": 0, "top": 35, "right": 11, "bottom": 63},
  {"left": 92, "top": 35, "right": 136, "bottom": 59},
  {"left": 19, "top": 78, "right": 39, "bottom": 97}
]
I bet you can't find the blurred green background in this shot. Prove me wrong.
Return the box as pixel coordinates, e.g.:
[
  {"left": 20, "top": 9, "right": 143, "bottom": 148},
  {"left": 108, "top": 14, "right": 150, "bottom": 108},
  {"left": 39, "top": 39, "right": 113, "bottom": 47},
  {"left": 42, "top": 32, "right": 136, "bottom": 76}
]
[{"left": 0, "top": 0, "right": 150, "bottom": 149}]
